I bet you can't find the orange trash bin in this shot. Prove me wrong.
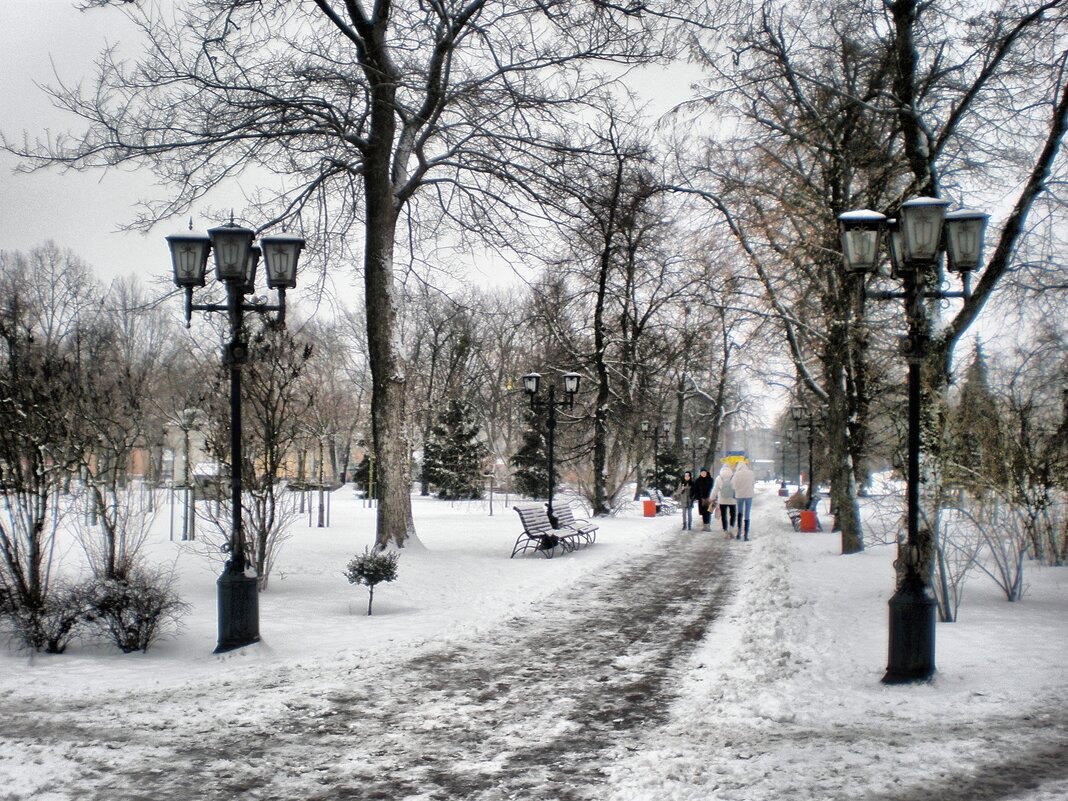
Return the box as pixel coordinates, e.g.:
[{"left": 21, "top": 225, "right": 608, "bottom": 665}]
[
  {"left": 799, "top": 510, "right": 819, "bottom": 532},
  {"left": 643, "top": 499, "right": 657, "bottom": 517}
]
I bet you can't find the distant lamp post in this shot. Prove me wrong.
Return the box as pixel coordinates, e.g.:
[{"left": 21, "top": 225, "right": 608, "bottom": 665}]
[
  {"left": 177, "top": 408, "right": 201, "bottom": 542},
  {"left": 790, "top": 404, "right": 820, "bottom": 507},
  {"left": 839, "top": 197, "right": 989, "bottom": 685},
  {"left": 775, "top": 440, "right": 788, "bottom": 496},
  {"left": 792, "top": 424, "right": 802, "bottom": 490},
  {"left": 682, "top": 435, "right": 707, "bottom": 476},
  {"left": 166, "top": 220, "right": 304, "bottom": 653},
  {"left": 484, "top": 472, "right": 496, "bottom": 517},
  {"left": 521, "top": 371, "right": 580, "bottom": 521},
  {"left": 641, "top": 419, "right": 672, "bottom": 502}
]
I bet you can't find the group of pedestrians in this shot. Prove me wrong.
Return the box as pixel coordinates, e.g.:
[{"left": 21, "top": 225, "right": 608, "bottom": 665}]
[{"left": 674, "top": 460, "right": 755, "bottom": 540}]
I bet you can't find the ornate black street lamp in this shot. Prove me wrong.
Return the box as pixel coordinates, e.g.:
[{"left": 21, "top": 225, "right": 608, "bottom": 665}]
[
  {"left": 521, "top": 371, "right": 580, "bottom": 522},
  {"left": 166, "top": 220, "right": 303, "bottom": 653},
  {"left": 839, "top": 198, "right": 989, "bottom": 684},
  {"left": 641, "top": 419, "right": 671, "bottom": 500}
]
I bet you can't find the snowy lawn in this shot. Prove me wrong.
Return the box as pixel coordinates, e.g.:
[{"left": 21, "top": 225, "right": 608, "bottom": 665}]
[
  {"left": 1, "top": 485, "right": 1065, "bottom": 800},
  {"left": 0, "top": 491, "right": 664, "bottom": 699}
]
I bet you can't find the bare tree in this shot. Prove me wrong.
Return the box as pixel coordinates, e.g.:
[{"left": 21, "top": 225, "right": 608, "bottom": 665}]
[
  {"left": 0, "top": 247, "right": 92, "bottom": 651},
  {"left": 72, "top": 278, "right": 177, "bottom": 581},
  {"left": 298, "top": 317, "right": 365, "bottom": 491},
  {"left": 883, "top": 0, "right": 1068, "bottom": 583},
  {"left": 678, "top": 0, "right": 1068, "bottom": 562},
  {"left": 5, "top": 0, "right": 678, "bottom": 550},
  {"left": 222, "top": 322, "right": 315, "bottom": 588},
  {"left": 996, "top": 330, "right": 1068, "bottom": 564},
  {"left": 527, "top": 104, "right": 712, "bottom": 512},
  {"left": 677, "top": 1, "right": 899, "bottom": 553},
  {"left": 467, "top": 290, "right": 531, "bottom": 492}
]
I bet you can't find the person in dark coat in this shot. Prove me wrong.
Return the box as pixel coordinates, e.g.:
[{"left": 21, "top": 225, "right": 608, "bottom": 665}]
[
  {"left": 675, "top": 471, "right": 694, "bottom": 530},
  {"left": 691, "top": 467, "right": 714, "bottom": 531}
]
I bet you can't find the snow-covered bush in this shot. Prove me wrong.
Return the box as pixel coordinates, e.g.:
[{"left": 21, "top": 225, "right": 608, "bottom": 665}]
[
  {"left": 4, "top": 582, "right": 90, "bottom": 654},
  {"left": 344, "top": 548, "right": 399, "bottom": 616},
  {"left": 83, "top": 568, "right": 188, "bottom": 653}
]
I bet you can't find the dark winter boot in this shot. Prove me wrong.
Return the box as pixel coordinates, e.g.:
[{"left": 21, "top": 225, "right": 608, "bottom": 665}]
[{"left": 744, "top": 520, "right": 750, "bottom": 540}]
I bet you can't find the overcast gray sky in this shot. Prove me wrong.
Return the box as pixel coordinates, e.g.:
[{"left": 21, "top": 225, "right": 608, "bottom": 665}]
[
  {"left": 0, "top": 1, "right": 167, "bottom": 283},
  {"left": 2, "top": 1, "right": 699, "bottom": 290}
]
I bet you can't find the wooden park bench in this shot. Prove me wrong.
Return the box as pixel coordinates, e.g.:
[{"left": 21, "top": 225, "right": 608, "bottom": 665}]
[
  {"left": 552, "top": 503, "right": 599, "bottom": 546},
  {"left": 511, "top": 505, "right": 589, "bottom": 558}
]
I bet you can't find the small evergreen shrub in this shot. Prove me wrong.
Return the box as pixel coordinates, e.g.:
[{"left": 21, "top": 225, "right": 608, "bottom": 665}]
[
  {"left": 84, "top": 569, "right": 189, "bottom": 653},
  {"left": 344, "top": 548, "right": 399, "bottom": 616}
]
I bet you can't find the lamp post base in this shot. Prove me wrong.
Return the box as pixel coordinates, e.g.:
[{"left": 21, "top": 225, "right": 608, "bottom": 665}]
[
  {"left": 214, "top": 568, "right": 260, "bottom": 653},
  {"left": 882, "top": 573, "right": 936, "bottom": 684}
]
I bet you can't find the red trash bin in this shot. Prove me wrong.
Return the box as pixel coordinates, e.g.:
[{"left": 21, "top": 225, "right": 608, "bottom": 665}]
[
  {"left": 643, "top": 499, "right": 657, "bottom": 517},
  {"left": 799, "top": 510, "right": 819, "bottom": 532}
]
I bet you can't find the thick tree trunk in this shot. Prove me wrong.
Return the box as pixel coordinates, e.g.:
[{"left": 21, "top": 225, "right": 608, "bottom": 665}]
[
  {"left": 822, "top": 278, "right": 865, "bottom": 554},
  {"left": 827, "top": 383, "right": 863, "bottom": 554},
  {"left": 364, "top": 62, "right": 417, "bottom": 550},
  {"left": 364, "top": 184, "right": 417, "bottom": 549},
  {"left": 592, "top": 233, "right": 612, "bottom": 517},
  {"left": 592, "top": 382, "right": 610, "bottom": 516}
]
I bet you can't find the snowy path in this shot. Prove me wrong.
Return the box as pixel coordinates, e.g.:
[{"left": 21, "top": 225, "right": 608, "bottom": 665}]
[
  {"left": 2, "top": 524, "right": 742, "bottom": 800},
  {"left": 6, "top": 488, "right": 1066, "bottom": 801}
]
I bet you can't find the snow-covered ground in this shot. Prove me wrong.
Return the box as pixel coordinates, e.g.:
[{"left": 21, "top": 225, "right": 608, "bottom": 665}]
[{"left": 1, "top": 484, "right": 1065, "bottom": 800}]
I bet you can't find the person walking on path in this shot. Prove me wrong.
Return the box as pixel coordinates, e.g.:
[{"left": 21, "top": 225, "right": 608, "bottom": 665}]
[
  {"left": 675, "top": 471, "right": 695, "bottom": 530},
  {"left": 731, "top": 459, "right": 756, "bottom": 540},
  {"left": 711, "top": 464, "right": 737, "bottom": 537},
  {"left": 692, "top": 467, "right": 714, "bottom": 531}
]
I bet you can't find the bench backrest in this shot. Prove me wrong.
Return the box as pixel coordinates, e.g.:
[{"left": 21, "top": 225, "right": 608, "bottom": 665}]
[
  {"left": 514, "top": 505, "right": 553, "bottom": 534},
  {"left": 554, "top": 504, "right": 578, "bottom": 527}
]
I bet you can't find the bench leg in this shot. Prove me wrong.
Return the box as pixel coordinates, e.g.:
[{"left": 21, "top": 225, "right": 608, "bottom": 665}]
[{"left": 512, "top": 534, "right": 551, "bottom": 558}]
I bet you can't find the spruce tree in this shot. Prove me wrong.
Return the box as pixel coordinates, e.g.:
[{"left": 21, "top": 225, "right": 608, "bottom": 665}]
[
  {"left": 422, "top": 399, "right": 489, "bottom": 500},
  {"left": 948, "top": 344, "right": 1004, "bottom": 493},
  {"left": 657, "top": 447, "right": 685, "bottom": 498},
  {"left": 350, "top": 453, "right": 373, "bottom": 497},
  {"left": 511, "top": 413, "right": 553, "bottom": 500}
]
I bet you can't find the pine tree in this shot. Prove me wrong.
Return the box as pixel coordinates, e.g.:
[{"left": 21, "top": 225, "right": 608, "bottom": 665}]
[
  {"left": 422, "top": 399, "right": 489, "bottom": 500},
  {"left": 656, "top": 446, "right": 685, "bottom": 498},
  {"left": 948, "top": 343, "right": 1004, "bottom": 493},
  {"left": 511, "top": 412, "right": 554, "bottom": 500},
  {"left": 350, "top": 453, "right": 374, "bottom": 497}
]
